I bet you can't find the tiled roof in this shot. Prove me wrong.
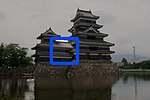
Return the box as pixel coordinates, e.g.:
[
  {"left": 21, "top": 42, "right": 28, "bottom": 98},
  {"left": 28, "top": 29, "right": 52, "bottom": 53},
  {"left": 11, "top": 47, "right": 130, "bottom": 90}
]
[
  {"left": 71, "top": 9, "right": 99, "bottom": 22},
  {"left": 37, "top": 27, "right": 60, "bottom": 39}
]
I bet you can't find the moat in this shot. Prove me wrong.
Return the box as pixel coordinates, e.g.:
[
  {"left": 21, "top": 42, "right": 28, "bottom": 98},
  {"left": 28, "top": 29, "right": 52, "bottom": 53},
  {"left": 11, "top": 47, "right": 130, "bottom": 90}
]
[{"left": 1, "top": 72, "right": 150, "bottom": 100}]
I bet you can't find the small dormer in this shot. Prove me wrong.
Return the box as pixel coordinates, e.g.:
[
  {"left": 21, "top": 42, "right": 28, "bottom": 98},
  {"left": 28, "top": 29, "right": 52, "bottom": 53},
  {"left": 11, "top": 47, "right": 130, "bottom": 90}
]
[{"left": 84, "top": 26, "right": 99, "bottom": 33}]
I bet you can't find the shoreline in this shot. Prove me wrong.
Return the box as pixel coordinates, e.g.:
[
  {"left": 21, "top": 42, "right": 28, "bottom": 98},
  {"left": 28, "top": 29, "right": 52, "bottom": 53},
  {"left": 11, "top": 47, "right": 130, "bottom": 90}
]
[
  {"left": 122, "top": 69, "right": 150, "bottom": 72},
  {"left": 0, "top": 67, "right": 35, "bottom": 77}
]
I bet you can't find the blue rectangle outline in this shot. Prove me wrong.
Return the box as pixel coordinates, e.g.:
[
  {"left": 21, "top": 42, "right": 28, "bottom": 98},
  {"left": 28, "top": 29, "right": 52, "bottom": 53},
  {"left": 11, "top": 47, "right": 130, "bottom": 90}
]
[{"left": 50, "top": 37, "right": 79, "bottom": 66}]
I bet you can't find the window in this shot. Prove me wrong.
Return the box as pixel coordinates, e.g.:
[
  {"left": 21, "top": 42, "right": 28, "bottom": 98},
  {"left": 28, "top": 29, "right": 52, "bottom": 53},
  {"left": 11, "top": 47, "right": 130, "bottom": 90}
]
[
  {"left": 80, "top": 19, "right": 96, "bottom": 24},
  {"left": 87, "top": 35, "right": 96, "bottom": 40},
  {"left": 80, "top": 47, "right": 87, "bottom": 49},
  {"left": 89, "top": 47, "right": 98, "bottom": 51},
  {"left": 99, "top": 48, "right": 109, "bottom": 50}
]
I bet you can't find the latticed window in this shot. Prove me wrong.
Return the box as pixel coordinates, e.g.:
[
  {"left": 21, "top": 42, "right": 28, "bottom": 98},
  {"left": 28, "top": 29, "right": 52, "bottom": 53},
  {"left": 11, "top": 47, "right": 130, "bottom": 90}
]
[
  {"left": 99, "top": 48, "right": 109, "bottom": 50},
  {"left": 89, "top": 47, "right": 98, "bottom": 51},
  {"left": 87, "top": 35, "right": 96, "bottom": 40}
]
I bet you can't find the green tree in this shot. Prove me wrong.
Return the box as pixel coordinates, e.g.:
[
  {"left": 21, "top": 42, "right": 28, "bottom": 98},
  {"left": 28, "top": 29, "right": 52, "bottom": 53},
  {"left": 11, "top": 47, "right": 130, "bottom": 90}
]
[
  {"left": 0, "top": 43, "right": 4, "bottom": 67},
  {"left": 0, "top": 43, "right": 33, "bottom": 68},
  {"left": 137, "top": 60, "right": 150, "bottom": 69}
]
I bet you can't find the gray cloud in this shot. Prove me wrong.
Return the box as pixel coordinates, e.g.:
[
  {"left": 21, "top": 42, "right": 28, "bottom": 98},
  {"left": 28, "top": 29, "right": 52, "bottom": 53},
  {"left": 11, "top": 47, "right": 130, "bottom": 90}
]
[
  {"left": 94, "top": 11, "right": 116, "bottom": 24},
  {"left": 0, "top": 0, "right": 150, "bottom": 57},
  {"left": 0, "top": 11, "right": 6, "bottom": 20}
]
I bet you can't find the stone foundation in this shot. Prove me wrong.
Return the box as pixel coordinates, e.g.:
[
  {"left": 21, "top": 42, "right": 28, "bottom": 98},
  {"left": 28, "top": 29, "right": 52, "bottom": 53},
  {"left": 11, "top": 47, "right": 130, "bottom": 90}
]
[{"left": 34, "top": 61, "right": 122, "bottom": 77}]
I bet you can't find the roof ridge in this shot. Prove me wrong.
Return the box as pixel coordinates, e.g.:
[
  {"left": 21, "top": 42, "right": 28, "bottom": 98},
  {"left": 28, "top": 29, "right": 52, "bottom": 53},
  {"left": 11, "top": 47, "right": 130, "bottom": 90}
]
[
  {"left": 44, "top": 27, "right": 58, "bottom": 35},
  {"left": 77, "top": 8, "right": 91, "bottom": 13}
]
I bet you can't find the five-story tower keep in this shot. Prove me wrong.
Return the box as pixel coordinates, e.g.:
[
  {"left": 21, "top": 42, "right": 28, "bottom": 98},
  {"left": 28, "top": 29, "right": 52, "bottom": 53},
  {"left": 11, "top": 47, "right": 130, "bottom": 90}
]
[{"left": 69, "top": 9, "right": 115, "bottom": 61}]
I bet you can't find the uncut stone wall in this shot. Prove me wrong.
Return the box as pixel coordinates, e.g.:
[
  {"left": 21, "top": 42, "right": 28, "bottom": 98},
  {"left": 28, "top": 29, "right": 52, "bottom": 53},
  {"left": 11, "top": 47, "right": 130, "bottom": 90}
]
[{"left": 34, "top": 62, "right": 122, "bottom": 77}]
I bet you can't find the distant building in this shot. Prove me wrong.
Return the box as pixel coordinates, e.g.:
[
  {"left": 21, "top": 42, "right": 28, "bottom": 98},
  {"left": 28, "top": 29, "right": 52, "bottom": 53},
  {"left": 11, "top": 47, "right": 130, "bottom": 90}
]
[{"left": 32, "top": 9, "right": 115, "bottom": 64}]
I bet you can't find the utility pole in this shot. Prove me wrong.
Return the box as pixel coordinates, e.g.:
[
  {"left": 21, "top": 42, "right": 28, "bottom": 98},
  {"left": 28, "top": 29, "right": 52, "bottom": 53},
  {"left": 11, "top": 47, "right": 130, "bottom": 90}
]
[
  {"left": 133, "top": 46, "right": 136, "bottom": 62},
  {"left": 133, "top": 46, "right": 138, "bottom": 63}
]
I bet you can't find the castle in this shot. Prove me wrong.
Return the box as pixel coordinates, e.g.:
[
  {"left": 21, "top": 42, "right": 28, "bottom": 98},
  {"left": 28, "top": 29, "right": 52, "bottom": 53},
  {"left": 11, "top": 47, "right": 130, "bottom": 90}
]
[{"left": 32, "top": 9, "right": 115, "bottom": 65}]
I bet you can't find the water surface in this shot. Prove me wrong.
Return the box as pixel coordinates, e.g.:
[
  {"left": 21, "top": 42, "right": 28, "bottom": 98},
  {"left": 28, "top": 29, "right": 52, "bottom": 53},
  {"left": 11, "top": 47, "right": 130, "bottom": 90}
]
[
  {"left": 112, "top": 72, "right": 150, "bottom": 100},
  {"left": 0, "top": 73, "right": 150, "bottom": 100}
]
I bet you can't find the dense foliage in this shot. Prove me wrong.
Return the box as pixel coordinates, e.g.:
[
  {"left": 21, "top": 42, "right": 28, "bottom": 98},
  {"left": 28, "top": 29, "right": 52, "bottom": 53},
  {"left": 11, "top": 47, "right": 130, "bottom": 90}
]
[
  {"left": 0, "top": 43, "right": 33, "bottom": 68},
  {"left": 120, "top": 58, "right": 150, "bottom": 69}
]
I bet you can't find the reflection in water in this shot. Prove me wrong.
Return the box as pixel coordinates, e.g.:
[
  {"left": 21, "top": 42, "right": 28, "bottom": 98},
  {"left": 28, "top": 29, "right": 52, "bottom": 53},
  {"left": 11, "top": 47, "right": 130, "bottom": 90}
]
[
  {"left": 0, "top": 76, "right": 118, "bottom": 100},
  {"left": 112, "top": 72, "right": 150, "bottom": 100},
  {"left": 2, "top": 73, "right": 150, "bottom": 100},
  {"left": 35, "top": 76, "right": 118, "bottom": 100},
  {"left": 0, "top": 78, "right": 34, "bottom": 100}
]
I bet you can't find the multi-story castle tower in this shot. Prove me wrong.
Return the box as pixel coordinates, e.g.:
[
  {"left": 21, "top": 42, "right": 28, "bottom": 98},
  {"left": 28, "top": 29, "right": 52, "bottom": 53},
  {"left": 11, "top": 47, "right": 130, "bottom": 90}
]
[
  {"left": 69, "top": 9, "right": 114, "bottom": 61},
  {"left": 32, "top": 9, "right": 115, "bottom": 64}
]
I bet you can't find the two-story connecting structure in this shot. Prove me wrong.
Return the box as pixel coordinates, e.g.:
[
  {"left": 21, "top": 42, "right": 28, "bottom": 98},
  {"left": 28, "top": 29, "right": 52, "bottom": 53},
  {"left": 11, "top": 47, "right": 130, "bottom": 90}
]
[{"left": 32, "top": 28, "right": 73, "bottom": 64}]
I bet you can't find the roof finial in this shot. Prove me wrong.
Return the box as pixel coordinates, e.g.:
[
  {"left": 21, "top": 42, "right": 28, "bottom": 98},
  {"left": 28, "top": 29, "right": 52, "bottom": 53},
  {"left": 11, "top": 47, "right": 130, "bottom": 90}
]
[
  {"left": 49, "top": 27, "right": 52, "bottom": 30},
  {"left": 77, "top": 8, "right": 80, "bottom": 11}
]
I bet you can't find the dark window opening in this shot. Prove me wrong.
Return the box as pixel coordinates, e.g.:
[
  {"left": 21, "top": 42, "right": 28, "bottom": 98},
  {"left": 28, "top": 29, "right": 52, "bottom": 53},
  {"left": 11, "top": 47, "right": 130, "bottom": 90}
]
[
  {"left": 53, "top": 58, "right": 72, "bottom": 62},
  {"left": 39, "top": 48, "right": 49, "bottom": 51},
  {"left": 89, "top": 47, "right": 98, "bottom": 51},
  {"left": 80, "top": 55, "right": 89, "bottom": 60},
  {"left": 87, "top": 35, "right": 96, "bottom": 40},
  {"left": 37, "top": 58, "right": 49, "bottom": 62},
  {"left": 99, "top": 48, "right": 110, "bottom": 50},
  {"left": 80, "top": 47, "right": 87, "bottom": 49},
  {"left": 89, "top": 56, "right": 99, "bottom": 60},
  {"left": 80, "top": 20, "right": 96, "bottom": 24}
]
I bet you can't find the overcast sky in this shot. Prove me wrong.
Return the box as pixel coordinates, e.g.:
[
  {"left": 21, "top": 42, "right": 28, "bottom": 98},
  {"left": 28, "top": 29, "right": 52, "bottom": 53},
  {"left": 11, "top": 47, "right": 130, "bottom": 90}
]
[{"left": 0, "top": 0, "right": 150, "bottom": 57}]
